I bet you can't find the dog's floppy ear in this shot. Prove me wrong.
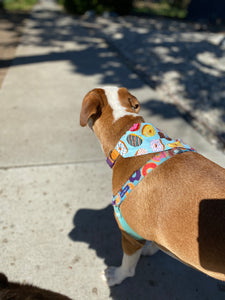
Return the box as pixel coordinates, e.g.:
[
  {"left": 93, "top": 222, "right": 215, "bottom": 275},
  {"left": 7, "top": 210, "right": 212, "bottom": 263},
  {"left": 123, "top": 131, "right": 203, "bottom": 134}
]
[
  {"left": 119, "top": 87, "right": 140, "bottom": 113},
  {"left": 80, "top": 89, "right": 104, "bottom": 127},
  {"left": 128, "top": 95, "right": 140, "bottom": 113}
]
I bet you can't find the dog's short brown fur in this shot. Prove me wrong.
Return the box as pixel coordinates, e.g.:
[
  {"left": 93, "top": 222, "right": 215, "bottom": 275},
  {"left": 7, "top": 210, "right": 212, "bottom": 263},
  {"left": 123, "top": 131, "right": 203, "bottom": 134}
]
[
  {"left": 80, "top": 87, "right": 225, "bottom": 284},
  {"left": 0, "top": 273, "right": 72, "bottom": 300}
]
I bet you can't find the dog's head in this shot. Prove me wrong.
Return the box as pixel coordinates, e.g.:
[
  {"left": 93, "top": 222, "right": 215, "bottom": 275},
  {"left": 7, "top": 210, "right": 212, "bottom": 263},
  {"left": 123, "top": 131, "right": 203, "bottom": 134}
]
[
  {"left": 80, "top": 86, "right": 140, "bottom": 128},
  {"left": 80, "top": 87, "right": 142, "bottom": 154}
]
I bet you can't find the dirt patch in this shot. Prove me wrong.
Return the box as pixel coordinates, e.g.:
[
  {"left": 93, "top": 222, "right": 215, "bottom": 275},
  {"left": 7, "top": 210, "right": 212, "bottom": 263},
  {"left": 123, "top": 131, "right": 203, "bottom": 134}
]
[{"left": 0, "top": 9, "right": 29, "bottom": 88}]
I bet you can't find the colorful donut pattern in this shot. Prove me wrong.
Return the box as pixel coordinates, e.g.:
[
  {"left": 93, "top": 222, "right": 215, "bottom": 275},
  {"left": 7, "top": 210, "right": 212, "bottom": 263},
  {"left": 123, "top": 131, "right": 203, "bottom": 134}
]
[
  {"left": 151, "top": 151, "right": 167, "bottom": 162},
  {"left": 129, "top": 170, "right": 141, "bottom": 183},
  {"left": 135, "top": 148, "right": 148, "bottom": 156},
  {"left": 114, "top": 122, "right": 193, "bottom": 158},
  {"left": 142, "top": 124, "right": 156, "bottom": 137},
  {"left": 150, "top": 139, "right": 165, "bottom": 152},
  {"left": 127, "top": 134, "right": 143, "bottom": 147},
  {"left": 130, "top": 123, "right": 141, "bottom": 131},
  {"left": 168, "top": 140, "right": 184, "bottom": 148},
  {"left": 142, "top": 162, "right": 157, "bottom": 176},
  {"left": 115, "top": 140, "right": 128, "bottom": 156},
  {"left": 115, "top": 182, "right": 135, "bottom": 205}
]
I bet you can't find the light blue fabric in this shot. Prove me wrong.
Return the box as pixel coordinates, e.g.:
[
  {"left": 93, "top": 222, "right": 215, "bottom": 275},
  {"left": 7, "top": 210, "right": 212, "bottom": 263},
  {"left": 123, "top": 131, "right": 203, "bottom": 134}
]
[
  {"left": 114, "top": 206, "right": 143, "bottom": 240},
  {"left": 114, "top": 122, "right": 194, "bottom": 158}
]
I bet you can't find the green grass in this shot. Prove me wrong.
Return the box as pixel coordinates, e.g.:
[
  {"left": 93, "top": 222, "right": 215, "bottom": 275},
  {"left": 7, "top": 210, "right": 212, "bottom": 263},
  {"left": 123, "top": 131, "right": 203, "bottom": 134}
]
[
  {"left": 3, "top": 0, "right": 38, "bottom": 11},
  {"left": 133, "top": 2, "right": 187, "bottom": 19}
]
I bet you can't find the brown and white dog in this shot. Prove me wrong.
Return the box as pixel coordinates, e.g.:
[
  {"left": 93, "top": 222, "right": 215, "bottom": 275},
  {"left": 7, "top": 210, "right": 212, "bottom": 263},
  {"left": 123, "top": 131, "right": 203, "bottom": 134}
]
[{"left": 80, "top": 86, "right": 225, "bottom": 286}]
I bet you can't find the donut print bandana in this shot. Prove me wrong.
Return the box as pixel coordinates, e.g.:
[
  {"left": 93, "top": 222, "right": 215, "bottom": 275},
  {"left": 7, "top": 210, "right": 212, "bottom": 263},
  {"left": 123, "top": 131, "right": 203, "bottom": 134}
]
[
  {"left": 106, "top": 122, "right": 195, "bottom": 168},
  {"left": 115, "top": 122, "right": 193, "bottom": 158}
]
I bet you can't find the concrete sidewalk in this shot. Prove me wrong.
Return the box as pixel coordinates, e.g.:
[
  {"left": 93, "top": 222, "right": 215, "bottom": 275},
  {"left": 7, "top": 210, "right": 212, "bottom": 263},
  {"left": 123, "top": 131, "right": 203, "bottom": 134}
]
[{"left": 0, "top": 0, "right": 225, "bottom": 299}]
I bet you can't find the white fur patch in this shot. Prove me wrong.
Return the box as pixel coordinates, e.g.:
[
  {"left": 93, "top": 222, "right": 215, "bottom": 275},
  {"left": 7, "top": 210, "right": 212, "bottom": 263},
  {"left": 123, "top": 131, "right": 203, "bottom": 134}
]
[
  {"left": 103, "top": 248, "right": 142, "bottom": 286},
  {"left": 102, "top": 86, "right": 137, "bottom": 122}
]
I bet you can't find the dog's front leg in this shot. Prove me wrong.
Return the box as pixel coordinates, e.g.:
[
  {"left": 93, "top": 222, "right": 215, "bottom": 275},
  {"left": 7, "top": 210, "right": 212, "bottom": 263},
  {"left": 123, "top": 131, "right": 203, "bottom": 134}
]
[
  {"left": 104, "top": 249, "right": 142, "bottom": 287},
  {"left": 103, "top": 231, "right": 146, "bottom": 286}
]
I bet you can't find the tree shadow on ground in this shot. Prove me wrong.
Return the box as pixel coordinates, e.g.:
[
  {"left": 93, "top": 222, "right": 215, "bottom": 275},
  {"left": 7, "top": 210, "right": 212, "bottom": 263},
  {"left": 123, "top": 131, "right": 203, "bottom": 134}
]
[
  {"left": 0, "top": 8, "right": 144, "bottom": 90},
  {"left": 1, "top": 6, "right": 225, "bottom": 110},
  {"left": 141, "top": 98, "right": 183, "bottom": 120},
  {"left": 98, "top": 15, "right": 225, "bottom": 110},
  {"left": 69, "top": 205, "right": 225, "bottom": 300},
  {"left": 96, "top": 16, "right": 225, "bottom": 142},
  {"left": 1, "top": 5, "right": 224, "bottom": 142},
  {"left": 0, "top": 10, "right": 29, "bottom": 86},
  {"left": 1, "top": 6, "right": 224, "bottom": 133}
]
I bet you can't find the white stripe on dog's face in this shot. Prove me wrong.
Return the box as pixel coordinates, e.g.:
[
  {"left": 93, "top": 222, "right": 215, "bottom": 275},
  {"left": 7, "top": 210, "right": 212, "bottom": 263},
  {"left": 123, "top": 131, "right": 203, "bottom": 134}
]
[{"left": 103, "top": 86, "right": 137, "bottom": 122}]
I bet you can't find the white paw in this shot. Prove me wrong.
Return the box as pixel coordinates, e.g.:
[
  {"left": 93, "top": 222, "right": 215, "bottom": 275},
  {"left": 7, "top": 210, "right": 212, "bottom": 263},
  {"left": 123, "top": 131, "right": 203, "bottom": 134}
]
[
  {"left": 141, "top": 242, "right": 159, "bottom": 256},
  {"left": 102, "top": 266, "right": 134, "bottom": 287}
]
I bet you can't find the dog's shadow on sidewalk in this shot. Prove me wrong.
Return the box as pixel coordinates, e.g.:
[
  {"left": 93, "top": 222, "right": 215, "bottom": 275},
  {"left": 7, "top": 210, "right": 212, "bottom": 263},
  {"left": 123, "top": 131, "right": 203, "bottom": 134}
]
[{"left": 69, "top": 206, "right": 225, "bottom": 300}]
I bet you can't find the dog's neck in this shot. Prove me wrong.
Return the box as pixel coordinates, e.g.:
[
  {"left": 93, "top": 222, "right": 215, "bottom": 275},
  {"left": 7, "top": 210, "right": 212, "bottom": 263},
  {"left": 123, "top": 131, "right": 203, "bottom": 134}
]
[{"left": 92, "top": 113, "right": 144, "bottom": 157}]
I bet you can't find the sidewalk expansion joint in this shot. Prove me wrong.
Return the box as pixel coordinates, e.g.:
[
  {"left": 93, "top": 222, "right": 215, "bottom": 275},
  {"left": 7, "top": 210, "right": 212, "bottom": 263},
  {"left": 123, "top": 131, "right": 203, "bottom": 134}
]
[{"left": 0, "top": 158, "right": 105, "bottom": 171}]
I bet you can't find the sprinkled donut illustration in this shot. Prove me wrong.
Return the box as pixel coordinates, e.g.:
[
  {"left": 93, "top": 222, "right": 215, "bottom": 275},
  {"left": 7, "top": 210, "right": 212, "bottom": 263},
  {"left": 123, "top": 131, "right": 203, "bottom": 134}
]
[
  {"left": 135, "top": 148, "right": 148, "bottom": 156},
  {"left": 142, "top": 124, "right": 156, "bottom": 137},
  {"left": 152, "top": 151, "right": 167, "bottom": 162},
  {"left": 116, "top": 140, "right": 128, "bottom": 156},
  {"left": 150, "top": 139, "right": 165, "bottom": 152}
]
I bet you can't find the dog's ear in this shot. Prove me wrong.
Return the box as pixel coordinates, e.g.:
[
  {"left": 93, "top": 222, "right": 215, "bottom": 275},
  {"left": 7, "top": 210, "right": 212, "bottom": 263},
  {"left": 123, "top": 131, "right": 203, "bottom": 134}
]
[
  {"left": 80, "top": 89, "right": 104, "bottom": 127},
  {"left": 119, "top": 87, "right": 140, "bottom": 113},
  {"left": 128, "top": 95, "right": 140, "bottom": 113}
]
